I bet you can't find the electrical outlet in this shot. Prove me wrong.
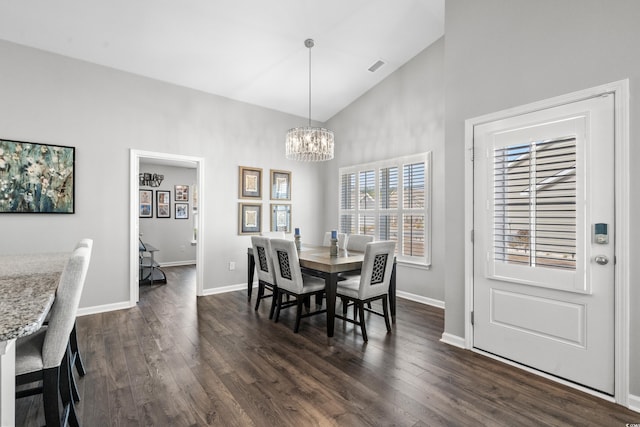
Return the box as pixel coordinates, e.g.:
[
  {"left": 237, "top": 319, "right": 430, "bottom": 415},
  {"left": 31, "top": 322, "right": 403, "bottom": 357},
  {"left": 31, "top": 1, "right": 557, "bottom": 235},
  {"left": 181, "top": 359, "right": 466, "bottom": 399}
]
[{"left": 229, "top": 261, "right": 235, "bottom": 271}]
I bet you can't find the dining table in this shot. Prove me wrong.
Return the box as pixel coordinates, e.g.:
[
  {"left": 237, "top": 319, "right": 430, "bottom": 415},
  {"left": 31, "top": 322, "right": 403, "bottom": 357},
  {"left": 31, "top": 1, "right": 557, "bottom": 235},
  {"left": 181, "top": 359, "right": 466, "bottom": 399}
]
[
  {"left": 247, "top": 244, "right": 396, "bottom": 344},
  {"left": 0, "top": 252, "right": 69, "bottom": 426}
]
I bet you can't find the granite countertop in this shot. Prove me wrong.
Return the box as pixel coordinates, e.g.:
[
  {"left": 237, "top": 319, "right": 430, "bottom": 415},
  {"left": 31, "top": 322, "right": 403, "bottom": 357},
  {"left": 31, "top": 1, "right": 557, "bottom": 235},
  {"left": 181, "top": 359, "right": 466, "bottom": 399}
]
[{"left": 0, "top": 253, "right": 69, "bottom": 342}]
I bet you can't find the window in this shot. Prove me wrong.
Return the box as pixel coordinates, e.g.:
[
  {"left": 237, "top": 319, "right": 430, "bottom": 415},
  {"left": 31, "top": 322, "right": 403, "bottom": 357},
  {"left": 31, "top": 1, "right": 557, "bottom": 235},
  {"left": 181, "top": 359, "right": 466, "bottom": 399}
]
[{"left": 339, "top": 153, "right": 431, "bottom": 266}]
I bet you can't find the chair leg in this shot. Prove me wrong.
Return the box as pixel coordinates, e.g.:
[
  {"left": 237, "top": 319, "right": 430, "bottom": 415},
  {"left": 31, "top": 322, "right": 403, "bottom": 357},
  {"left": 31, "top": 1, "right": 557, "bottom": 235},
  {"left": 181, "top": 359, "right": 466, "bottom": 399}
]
[
  {"left": 60, "top": 344, "right": 80, "bottom": 427},
  {"left": 42, "top": 367, "right": 62, "bottom": 427},
  {"left": 303, "top": 295, "right": 311, "bottom": 313},
  {"left": 274, "top": 290, "right": 283, "bottom": 323},
  {"left": 382, "top": 295, "right": 392, "bottom": 332},
  {"left": 341, "top": 297, "right": 348, "bottom": 316},
  {"left": 269, "top": 286, "right": 278, "bottom": 319},
  {"left": 70, "top": 323, "right": 86, "bottom": 377},
  {"left": 254, "top": 282, "right": 264, "bottom": 311},
  {"left": 358, "top": 302, "right": 368, "bottom": 342},
  {"left": 294, "top": 298, "right": 304, "bottom": 333}
]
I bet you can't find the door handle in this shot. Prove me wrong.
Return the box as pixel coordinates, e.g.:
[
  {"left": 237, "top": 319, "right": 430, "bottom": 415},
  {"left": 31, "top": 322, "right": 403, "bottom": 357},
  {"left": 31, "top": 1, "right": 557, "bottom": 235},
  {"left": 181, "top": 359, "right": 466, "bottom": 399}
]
[{"left": 594, "top": 255, "right": 609, "bottom": 265}]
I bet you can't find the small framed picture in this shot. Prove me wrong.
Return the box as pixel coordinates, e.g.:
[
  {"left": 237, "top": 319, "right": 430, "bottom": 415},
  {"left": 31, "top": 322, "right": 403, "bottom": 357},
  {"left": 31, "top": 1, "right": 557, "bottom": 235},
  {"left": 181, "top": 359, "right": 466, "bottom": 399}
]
[
  {"left": 175, "top": 203, "right": 189, "bottom": 219},
  {"left": 239, "top": 166, "right": 262, "bottom": 199},
  {"left": 238, "top": 203, "right": 262, "bottom": 234},
  {"left": 175, "top": 185, "right": 189, "bottom": 202},
  {"left": 270, "top": 204, "right": 291, "bottom": 233},
  {"left": 270, "top": 169, "right": 291, "bottom": 200},
  {"left": 156, "top": 190, "right": 171, "bottom": 218},
  {"left": 139, "top": 190, "right": 153, "bottom": 218}
]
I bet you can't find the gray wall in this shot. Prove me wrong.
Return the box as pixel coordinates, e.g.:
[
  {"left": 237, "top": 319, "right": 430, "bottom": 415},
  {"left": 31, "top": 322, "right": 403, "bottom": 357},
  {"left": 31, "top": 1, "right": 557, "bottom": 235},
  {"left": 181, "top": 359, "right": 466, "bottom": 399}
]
[
  {"left": 325, "top": 38, "right": 445, "bottom": 302},
  {"left": 139, "top": 164, "right": 197, "bottom": 265},
  {"left": 0, "top": 39, "right": 325, "bottom": 309},
  {"left": 444, "top": 0, "right": 640, "bottom": 396}
]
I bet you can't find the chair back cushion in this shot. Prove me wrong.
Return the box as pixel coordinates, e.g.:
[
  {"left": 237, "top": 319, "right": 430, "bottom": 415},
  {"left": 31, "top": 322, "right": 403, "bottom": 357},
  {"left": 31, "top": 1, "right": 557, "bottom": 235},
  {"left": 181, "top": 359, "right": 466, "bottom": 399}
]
[
  {"left": 358, "top": 241, "right": 396, "bottom": 300},
  {"left": 323, "top": 231, "right": 347, "bottom": 249},
  {"left": 251, "top": 236, "right": 276, "bottom": 285},
  {"left": 346, "top": 234, "right": 374, "bottom": 252},
  {"left": 269, "top": 238, "right": 303, "bottom": 293},
  {"left": 42, "top": 240, "right": 93, "bottom": 368}
]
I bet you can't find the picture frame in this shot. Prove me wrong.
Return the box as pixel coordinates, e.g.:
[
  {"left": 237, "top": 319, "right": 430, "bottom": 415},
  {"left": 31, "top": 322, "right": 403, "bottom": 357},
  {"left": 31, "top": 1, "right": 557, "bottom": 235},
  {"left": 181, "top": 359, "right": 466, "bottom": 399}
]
[
  {"left": 156, "top": 190, "right": 171, "bottom": 218},
  {"left": 270, "top": 169, "right": 291, "bottom": 200},
  {"left": 238, "top": 203, "right": 262, "bottom": 235},
  {"left": 139, "top": 190, "right": 153, "bottom": 218},
  {"left": 175, "top": 202, "right": 189, "bottom": 219},
  {"left": 270, "top": 204, "right": 291, "bottom": 233},
  {"left": 175, "top": 185, "right": 189, "bottom": 202},
  {"left": 239, "top": 166, "right": 262, "bottom": 199},
  {"left": 0, "top": 138, "right": 75, "bottom": 213}
]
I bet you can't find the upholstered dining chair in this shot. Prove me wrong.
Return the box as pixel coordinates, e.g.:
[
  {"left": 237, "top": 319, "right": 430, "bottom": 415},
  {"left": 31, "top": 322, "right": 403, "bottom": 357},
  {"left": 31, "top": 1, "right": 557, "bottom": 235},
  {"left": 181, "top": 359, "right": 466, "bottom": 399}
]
[
  {"left": 251, "top": 235, "right": 278, "bottom": 318},
  {"left": 335, "top": 241, "right": 396, "bottom": 342},
  {"left": 345, "top": 234, "right": 374, "bottom": 252},
  {"left": 15, "top": 242, "right": 92, "bottom": 427},
  {"left": 269, "top": 238, "right": 327, "bottom": 333},
  {"left": 323, "top": 231, "right": 347, "bottom": 249}
]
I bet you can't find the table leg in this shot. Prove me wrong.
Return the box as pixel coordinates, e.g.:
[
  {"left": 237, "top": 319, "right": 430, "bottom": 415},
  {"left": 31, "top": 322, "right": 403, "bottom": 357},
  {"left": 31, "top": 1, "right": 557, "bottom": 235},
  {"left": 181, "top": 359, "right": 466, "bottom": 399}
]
[
  {"left": 247, "top": 252, "right": 255, "bottom": 302},
  {"left": 325, "top": 273, "right": 338, "bottom": 345},
  {"left": 389, "top": 261, "right": 397, "bottom": 323}
]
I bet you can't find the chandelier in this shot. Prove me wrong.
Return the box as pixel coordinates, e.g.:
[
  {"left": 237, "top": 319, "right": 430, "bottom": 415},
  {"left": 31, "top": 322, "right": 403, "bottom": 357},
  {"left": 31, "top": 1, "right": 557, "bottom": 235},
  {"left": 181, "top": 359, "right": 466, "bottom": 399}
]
[{"left": 285, "top": 39, "right": 334, "bottom": 162}]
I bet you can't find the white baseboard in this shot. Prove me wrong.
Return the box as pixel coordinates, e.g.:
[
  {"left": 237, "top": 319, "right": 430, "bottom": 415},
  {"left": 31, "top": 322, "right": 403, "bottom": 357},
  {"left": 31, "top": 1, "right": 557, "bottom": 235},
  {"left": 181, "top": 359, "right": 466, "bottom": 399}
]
[
  {"left": 629, "top": 393, "right": 640, "bottom": 413},
  {"left": 396, "top": 291, "right": 444, "bottom": 309},
  {"left": 158, "top": 260, "right": 196, "bottom": 267},
  {"left": 201, "top": 282, "right": 254, "bottom": 296},
  {"left": 77, "top": 300, "right": 133, "bottom": 317},
  {"left": 440, "top": 332, "right": 466, "bottom": 349}
]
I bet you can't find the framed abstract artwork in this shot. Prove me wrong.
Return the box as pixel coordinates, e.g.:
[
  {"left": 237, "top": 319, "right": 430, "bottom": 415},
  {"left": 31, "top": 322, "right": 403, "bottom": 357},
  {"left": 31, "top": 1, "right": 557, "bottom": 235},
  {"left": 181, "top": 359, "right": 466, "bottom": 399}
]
[
  {"left": 0, "top": 138, "right": 75, "bottom": 213},
  {"left": 239, "top": 166, "right": 262, "bottom": 199},
  {"left": 156, "top": 190, "right": 170, "bottom": 218},
  {"left": 238, "top": 203, "right": 261, "bottom": 235},
  {"left": 270, "top": 169, "right": 291, "bottom": 200},
  {"left": 139, "top": 190, "right": 153, "bottom": 218}
]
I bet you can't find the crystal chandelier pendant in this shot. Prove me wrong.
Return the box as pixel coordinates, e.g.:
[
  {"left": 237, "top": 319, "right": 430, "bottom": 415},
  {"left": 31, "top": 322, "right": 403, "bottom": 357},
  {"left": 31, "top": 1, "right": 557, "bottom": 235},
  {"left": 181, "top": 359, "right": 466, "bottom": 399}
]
[{"left": 285, "top": 39, "right": 334, "bottom": 161}]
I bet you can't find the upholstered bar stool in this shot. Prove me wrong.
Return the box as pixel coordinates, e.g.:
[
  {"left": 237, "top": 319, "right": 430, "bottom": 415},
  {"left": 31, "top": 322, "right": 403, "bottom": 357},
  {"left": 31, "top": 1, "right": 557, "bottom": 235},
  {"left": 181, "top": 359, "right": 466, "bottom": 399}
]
[{"left": 15, "top": 242, "right": 92, "bottom": 427}]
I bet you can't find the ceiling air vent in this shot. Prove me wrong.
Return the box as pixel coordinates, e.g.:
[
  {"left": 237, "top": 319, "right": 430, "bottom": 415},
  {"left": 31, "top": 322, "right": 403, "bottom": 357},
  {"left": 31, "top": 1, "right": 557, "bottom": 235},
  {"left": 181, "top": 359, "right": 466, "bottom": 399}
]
[{"left": 367, "top": 60, "right": 385, "bottom": 72}]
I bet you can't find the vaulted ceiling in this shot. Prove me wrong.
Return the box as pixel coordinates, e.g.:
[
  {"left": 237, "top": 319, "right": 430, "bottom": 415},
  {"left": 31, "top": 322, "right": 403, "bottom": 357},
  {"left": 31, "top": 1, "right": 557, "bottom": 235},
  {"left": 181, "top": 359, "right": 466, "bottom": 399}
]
[{"left": 0, "top": 0, "right": 444, "bottom": 122}]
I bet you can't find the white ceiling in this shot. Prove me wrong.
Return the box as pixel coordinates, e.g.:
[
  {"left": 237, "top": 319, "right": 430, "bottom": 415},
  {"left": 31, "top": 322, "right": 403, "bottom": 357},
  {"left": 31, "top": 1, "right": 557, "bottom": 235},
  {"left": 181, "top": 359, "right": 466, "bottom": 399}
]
[{"left": 0, "top": 0, "right": 444, "bottom": 122}]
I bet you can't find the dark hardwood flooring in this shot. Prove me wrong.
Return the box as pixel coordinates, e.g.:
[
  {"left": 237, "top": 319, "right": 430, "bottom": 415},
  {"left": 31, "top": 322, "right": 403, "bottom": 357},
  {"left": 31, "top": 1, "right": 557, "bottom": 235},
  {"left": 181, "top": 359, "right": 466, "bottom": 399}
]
[{"left": 16, "top": 265, "right": 638, "bottom": 426}]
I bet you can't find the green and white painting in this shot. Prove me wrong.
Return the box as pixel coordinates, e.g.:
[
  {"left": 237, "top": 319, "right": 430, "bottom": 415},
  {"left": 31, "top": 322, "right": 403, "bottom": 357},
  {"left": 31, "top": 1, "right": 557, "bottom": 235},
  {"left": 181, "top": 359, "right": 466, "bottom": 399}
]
[{"left": 0, "top": 139, "right": 75, "bottom": 213}]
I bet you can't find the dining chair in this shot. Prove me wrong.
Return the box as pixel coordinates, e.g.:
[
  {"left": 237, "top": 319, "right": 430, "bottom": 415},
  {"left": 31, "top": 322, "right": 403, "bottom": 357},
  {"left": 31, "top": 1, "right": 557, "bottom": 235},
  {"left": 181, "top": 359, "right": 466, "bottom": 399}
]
[
  {"left": 251, "top": 236, "right": 278, "bottom": 318},
  {"left": 345, "top": 234, "right": 374, "bottom": 252},
  {"left": 323, "top": 231, "right": 347, "bottom": 249},
  {"left": 15, "top": 242, "right": 92, "bottom": 427},
  {"left": 335, "top": 241, "right": 396, "bottom": 342},
  {"left": 269, "top": 238, "right": 327, "bottom": 333}
]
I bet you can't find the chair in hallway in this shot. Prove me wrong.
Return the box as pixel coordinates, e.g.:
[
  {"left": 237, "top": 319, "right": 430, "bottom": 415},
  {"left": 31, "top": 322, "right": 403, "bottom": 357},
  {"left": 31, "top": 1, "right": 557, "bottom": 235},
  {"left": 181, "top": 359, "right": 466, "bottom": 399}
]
[
  {"left": 270, "top": 238, "right": 326, "bottom": 333},
  {"left": 335, "top": 241, "right": 395, "bottom": 342}
]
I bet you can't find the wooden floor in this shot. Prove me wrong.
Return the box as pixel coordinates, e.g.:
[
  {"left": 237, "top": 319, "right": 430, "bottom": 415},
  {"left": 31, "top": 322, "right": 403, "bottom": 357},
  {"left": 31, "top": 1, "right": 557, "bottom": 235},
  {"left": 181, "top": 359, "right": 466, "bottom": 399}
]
[{"left": 16, "top": 265, "right": 637, "bottom": 426}]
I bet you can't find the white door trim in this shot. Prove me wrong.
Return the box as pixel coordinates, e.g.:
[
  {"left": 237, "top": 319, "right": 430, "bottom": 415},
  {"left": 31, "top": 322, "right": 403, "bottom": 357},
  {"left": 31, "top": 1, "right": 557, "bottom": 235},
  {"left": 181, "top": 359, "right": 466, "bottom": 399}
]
[
  {"left": 129, "top": 149, "right": 206, "bottom": 304},
  {"left": 464, "top": 80, "right": 630, "bottom": 406}
]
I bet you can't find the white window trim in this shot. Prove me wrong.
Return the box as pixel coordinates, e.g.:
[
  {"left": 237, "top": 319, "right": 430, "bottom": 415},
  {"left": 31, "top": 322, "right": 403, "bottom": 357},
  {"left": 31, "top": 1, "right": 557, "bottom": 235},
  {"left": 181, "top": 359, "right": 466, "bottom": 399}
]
[{"left": 339, "top": 152, "right": 432, "bottom": 267}]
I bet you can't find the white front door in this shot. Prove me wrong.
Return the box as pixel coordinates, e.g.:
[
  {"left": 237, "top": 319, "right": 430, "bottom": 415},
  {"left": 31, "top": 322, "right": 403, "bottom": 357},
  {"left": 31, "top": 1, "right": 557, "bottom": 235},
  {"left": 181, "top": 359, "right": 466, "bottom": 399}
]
[{"left": 473, "top": 94, "right": 615, "bottom": 394}]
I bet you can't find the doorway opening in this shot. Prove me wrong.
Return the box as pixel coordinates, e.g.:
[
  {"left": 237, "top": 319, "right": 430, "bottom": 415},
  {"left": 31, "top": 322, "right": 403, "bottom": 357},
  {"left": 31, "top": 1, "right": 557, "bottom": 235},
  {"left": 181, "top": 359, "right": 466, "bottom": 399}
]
[{"left": 129, "top": 149, "right": 205, "bottom": 304}]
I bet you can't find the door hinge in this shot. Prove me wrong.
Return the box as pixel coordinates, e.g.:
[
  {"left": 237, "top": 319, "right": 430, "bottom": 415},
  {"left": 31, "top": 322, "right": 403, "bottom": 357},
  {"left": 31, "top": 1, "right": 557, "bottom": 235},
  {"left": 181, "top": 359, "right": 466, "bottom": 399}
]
[
  {"left": 469, "top": 147, "right": 474, "bottom": 162},
  {"left": 470, "top": 229, "right": 474, "bottom": 242},
  {"left": 470, "top": 311, "right": 474, "bottom": 326}
]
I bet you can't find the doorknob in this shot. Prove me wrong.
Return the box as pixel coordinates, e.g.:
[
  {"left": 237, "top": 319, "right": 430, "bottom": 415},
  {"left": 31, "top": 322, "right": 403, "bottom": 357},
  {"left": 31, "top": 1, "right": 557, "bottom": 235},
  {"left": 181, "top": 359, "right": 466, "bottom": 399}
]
[{"left": 594, "top": 255, "right": 609, "bottom": 265}]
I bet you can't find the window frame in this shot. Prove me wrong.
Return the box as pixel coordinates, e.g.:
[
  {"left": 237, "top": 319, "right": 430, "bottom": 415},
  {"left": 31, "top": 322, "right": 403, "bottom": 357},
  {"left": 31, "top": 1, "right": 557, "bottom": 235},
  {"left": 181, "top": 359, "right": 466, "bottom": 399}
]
[{"left": 338, "top": 152, "right": 431, "bottom": 267}]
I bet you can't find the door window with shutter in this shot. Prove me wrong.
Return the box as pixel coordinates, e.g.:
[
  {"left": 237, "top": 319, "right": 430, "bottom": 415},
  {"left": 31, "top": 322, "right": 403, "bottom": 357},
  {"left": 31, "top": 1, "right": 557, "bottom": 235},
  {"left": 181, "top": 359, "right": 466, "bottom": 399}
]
[{"left": 339, "top": 152, "right": 431, "bottom": 265}]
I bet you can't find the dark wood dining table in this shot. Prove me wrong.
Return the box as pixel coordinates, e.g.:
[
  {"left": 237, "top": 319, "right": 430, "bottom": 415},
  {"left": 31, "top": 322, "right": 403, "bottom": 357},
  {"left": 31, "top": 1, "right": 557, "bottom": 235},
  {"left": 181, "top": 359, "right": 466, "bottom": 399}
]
[{"left": 247, "top": 244, "right": 396, "bottom": 344}]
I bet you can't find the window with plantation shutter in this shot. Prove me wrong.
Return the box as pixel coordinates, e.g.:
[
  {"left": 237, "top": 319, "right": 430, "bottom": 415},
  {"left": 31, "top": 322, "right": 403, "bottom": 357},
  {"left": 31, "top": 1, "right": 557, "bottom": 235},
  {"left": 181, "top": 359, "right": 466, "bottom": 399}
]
[
  {"left": 494, "top": 137, "right": 577, "bottom": 270},
  {"left": 338, "top": 153, "right": 431, "bottom": 266}
]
